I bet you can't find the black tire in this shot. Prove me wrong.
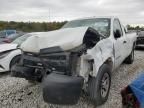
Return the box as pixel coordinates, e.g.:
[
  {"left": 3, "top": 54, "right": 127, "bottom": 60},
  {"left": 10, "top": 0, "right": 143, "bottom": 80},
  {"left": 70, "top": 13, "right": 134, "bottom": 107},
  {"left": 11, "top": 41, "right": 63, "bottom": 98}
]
[
  {"left": 10, "top": 55, "right": 21, "bottom": 70},
  {"left": 88, "top": 64, "right": 111, "bottom": 106},
  {"left": 124, "top": 47, "right": 134, "bottom": 64}
]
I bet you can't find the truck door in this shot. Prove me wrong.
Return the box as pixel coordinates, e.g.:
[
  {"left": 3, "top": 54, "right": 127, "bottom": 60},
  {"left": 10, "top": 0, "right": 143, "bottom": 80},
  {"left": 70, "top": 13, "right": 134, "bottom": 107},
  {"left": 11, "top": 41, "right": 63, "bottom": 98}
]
[
  {"left": 123, "top": 27, "right": 133, "bottom": 58},
  {"left": 113, "top": 19, "right": 126, "bottom": 68},
  {"left": 121, "top": 27, "right": 131, "bottom": 59}
]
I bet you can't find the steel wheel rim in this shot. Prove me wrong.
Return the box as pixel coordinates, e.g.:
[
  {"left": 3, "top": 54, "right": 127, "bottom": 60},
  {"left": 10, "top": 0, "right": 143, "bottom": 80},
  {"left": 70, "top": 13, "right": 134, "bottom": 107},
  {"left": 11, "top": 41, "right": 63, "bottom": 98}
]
[{"left": 100, "top": 72, "right": 110, "bottom": 98}]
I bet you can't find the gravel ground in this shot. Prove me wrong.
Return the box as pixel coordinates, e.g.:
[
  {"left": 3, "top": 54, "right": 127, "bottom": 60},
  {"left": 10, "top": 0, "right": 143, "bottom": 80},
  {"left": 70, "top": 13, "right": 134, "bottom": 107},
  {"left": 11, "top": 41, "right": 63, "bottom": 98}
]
[{"left": 0, "top": 49, "right": 144, "bottom": 108}]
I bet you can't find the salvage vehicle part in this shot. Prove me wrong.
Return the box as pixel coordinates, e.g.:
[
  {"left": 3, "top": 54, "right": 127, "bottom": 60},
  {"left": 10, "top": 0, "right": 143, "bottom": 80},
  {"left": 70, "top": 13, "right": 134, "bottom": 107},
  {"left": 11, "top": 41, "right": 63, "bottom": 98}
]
[{"left": 42, "top": 73, "right": 84, "bottom": 105}]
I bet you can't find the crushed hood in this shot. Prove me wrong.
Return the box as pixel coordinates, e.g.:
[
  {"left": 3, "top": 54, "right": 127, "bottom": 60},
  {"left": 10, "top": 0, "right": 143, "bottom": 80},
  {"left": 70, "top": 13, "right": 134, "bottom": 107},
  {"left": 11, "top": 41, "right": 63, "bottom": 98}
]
[
  {"left": 21, "top": 27, "right": 89, "bottom": 53},
  {"left": 0, "top": 43, "right": 18, "bottom": 53}
]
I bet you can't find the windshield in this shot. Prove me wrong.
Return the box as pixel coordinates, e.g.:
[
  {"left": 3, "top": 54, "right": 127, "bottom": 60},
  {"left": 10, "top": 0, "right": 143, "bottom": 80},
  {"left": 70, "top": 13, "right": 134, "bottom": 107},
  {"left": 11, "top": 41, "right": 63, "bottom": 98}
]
[
  {"left": 12, "top": 34, "right": 31, "bottom": 45},
  {"left": 62, "top": 18, "right": 111, "bottom": 37}
]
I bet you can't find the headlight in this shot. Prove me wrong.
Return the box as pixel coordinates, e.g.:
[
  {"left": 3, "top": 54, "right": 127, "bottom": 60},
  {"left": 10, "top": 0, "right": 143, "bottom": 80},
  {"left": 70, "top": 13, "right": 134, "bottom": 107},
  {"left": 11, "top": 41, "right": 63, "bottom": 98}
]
[{"left": 0, "top": 51, "right": 11, "bottom": 59}]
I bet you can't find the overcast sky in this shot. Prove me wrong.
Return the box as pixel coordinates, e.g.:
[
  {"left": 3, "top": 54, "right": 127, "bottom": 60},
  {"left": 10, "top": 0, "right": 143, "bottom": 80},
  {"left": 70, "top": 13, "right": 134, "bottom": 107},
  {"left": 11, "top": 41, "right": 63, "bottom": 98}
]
[{"left": 0, "top": 0, "right": 144, "bottom": 25}]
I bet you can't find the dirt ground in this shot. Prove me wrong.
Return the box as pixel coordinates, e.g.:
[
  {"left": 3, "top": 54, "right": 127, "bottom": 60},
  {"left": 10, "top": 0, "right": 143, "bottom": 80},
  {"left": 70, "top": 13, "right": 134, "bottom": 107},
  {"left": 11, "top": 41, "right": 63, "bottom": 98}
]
[{"left": 0, "top": 48, "right": 144, "bottom": 108}]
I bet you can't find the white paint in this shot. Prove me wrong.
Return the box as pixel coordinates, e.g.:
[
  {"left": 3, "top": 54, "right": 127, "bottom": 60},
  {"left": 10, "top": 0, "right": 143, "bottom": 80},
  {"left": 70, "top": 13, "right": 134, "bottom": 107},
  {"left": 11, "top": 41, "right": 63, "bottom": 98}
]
[
  {"left": 0, "top": 44, "right": 21, "bottom": 72},
  {"left": 79, "top": 18, "right": 137, "bottom": 78},
  {"left": 21, "top": 27, "right": 89, "bottom": 53},
  {"left": 20, "top": 17, "right": 137, "bottom": 79},
  {"left": 0, "top": 44, "right": 18, "bottom": 52}
]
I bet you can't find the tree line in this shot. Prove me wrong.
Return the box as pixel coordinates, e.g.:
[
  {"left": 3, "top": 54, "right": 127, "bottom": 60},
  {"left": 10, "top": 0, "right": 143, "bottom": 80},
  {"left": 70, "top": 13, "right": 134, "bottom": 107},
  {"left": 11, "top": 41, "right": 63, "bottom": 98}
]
[
  {"left": 0, "top": 21, "right": 143, "bottom": 32},
  {"left": 127, "top": 24, "right": 144, "bottom": 31},
  {"left": 0, "top": 21, "right": 67, "bottom": 32}
]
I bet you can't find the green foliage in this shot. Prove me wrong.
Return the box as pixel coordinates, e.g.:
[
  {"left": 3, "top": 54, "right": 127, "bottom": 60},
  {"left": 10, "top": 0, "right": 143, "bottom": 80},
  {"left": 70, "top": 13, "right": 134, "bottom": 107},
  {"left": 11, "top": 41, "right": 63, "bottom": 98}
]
[
  {"left": 1, "top": 21, "right": 143, "bottom": 32},
  {"left": 126, "top": 24, "right": 144, "bottom": 31},
  {"left": 0, "top": 21, "right": 67, "bottom": 32}
]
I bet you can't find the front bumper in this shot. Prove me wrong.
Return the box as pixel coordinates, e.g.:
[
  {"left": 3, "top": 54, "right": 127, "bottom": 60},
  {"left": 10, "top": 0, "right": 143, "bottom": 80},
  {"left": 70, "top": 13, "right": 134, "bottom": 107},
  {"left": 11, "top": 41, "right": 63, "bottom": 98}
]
[
  {"left": 12, "top": 64, "right": 84, "bottom": 105},
  {"left": 42, "top": 73, "right": 84, "bottom": 105}
]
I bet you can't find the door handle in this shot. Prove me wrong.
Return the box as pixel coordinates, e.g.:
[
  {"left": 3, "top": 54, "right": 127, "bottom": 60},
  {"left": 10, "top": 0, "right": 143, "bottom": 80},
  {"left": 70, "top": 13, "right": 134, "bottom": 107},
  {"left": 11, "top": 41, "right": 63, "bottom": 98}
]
[{"left": 123, "top": 41, "right": 127, "bottom": 44}]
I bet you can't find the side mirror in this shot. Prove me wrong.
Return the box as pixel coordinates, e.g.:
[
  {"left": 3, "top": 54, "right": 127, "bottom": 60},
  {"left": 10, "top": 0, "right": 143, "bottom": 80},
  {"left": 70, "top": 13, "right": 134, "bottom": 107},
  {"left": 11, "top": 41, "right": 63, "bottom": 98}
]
[{"left": 114, "top": 29, "right": 121, "bottom": 39}]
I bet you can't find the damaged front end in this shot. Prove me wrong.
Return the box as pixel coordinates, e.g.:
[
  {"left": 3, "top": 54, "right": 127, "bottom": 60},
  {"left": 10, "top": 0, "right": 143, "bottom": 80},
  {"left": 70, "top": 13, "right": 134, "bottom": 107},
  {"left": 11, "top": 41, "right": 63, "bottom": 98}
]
[
  {"left": 11, "top": 46, "right": 85, "bottom": 104},
  {"left": 11, "top": 27, "right": 102, "bottom": 105}
]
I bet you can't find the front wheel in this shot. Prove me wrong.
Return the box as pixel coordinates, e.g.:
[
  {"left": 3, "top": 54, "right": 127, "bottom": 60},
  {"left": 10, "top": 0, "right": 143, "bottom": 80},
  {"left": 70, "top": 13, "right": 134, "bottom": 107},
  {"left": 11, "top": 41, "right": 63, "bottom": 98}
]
[{"left": 88, "top": 64, "right": 111, "bottom": 106}]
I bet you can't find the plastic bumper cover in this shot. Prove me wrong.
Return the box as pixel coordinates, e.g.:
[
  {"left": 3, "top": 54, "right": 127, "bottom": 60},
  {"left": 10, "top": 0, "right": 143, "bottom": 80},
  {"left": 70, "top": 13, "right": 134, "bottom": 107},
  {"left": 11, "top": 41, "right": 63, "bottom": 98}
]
[{"left": 42, "top": 73, "right": 84, "bottom": 105}]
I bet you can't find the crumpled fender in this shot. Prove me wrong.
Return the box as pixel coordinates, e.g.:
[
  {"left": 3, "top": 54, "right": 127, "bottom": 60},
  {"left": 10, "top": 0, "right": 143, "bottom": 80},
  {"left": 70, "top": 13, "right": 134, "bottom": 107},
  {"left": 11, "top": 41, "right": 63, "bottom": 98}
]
[{"left": 80, "top": 38, "right": 114, "bottom": 77}]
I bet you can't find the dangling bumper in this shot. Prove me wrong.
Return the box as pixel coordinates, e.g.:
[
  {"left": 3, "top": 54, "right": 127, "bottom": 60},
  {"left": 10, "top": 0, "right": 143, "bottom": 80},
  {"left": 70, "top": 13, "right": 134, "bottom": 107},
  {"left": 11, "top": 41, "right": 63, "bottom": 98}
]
[{"left": 42, "top": 73, "right": 84, "bottom": 105}]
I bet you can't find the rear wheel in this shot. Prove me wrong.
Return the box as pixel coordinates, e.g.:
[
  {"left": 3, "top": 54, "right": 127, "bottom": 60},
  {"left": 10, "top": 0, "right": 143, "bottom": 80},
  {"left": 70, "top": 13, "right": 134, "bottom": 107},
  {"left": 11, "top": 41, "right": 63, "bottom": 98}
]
[
  {"left": 88, "top": 64, "right": 111, "bottom": 106},
  {"left": 124, "top": 47, "right": 134, "bottom": 64}
]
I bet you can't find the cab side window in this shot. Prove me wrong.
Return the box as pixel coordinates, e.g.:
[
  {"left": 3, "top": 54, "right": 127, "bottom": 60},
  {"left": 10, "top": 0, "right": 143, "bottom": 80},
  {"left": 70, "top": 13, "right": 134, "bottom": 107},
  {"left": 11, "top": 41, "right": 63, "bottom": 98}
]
[{"left": 113, "top": 19, "right": 123, "bottom": 38}]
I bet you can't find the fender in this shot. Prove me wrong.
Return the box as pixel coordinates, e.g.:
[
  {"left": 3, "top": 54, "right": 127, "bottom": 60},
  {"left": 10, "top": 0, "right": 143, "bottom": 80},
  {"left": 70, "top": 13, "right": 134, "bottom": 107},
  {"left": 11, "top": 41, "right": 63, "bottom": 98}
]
[
  {"left": 2, "top": 49, "right": 21, "bottom": 71},
  {"left": 79, "top": 38, "right": 114, "bottom": 77}
]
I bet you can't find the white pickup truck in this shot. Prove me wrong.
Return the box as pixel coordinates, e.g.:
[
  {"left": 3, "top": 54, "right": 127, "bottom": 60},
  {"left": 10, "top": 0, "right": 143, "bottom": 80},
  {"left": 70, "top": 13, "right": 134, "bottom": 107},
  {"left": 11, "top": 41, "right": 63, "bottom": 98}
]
[{"left": 11, "top": 17, "right": 137, "bottom": 106}]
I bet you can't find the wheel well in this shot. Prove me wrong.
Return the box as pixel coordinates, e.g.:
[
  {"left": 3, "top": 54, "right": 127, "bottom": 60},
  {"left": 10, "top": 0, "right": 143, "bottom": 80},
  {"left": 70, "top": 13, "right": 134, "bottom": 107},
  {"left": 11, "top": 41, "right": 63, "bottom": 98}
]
[
  {"left": 10, "top": 55, "right": 21, "bottom": 69},
  {"left": 88, "top": 58, "right": 113, "bottom": 77},
  {"left": 103, "top": 58, "right": 113, "bottom": 71}
]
